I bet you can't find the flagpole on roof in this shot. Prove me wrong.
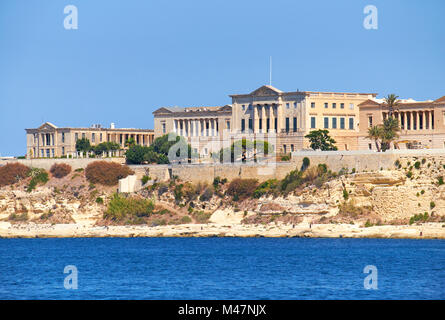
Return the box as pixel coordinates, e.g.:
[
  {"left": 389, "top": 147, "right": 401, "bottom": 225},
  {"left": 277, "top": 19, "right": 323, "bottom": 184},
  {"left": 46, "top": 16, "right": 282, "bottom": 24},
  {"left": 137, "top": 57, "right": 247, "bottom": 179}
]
[{"left": 269, "top": 56, "right": 272, "bottom": 86}]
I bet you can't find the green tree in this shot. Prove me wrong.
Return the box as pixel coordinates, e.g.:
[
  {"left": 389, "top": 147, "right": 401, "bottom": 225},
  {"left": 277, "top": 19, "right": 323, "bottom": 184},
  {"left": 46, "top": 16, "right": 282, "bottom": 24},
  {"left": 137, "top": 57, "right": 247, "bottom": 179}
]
[
  {"left": 125, "top": 145, "right": 150, "bottom": 164},
  {"left": 93, "top": 142, "right": 121, "bottom": 155},
  {"left": 214, "top": 139, "right": 271, "bottom": 163},
  {"left": 125, "top": 137, "right": 136, "bottom": 148},
  {"left": 143, "top": 149, "right": 169, "bottom": 164},
  {"left": 384, "top": 94, "right": 400, "bottom": 117},
  {"left": 367, "top": 117, "right": 400, "bottom": 152},
  {"left": 380, "top": 117, "right": 400, "bottom": 151},
  {"left": 76, "top": 138, "right": 91, "bottom": 152},
  {"left": 151, "top": 134, "right": 194, "bottom": 162},
  {"left": 305, "top": 130, "right": 338, "bottom": 151},
  {"left": 124, "top": 134, "right": 193, "bottom": 164},
  {"left": 367, "top": 125, "right": 382, "bottom": 152}
]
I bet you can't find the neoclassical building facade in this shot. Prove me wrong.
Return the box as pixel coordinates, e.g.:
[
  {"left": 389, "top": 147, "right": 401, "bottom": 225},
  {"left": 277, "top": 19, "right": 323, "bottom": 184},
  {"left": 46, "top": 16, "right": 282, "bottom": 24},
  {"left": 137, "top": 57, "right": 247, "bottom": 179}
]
[
  {"left": 26, "top": 122, "right": 154, "bottom": 158},
  {"left": 358, "top": 96, "right": 445, "bottom": 150},
  {"left": 153, "top": 85, "right": 377, "bottom": 155}
]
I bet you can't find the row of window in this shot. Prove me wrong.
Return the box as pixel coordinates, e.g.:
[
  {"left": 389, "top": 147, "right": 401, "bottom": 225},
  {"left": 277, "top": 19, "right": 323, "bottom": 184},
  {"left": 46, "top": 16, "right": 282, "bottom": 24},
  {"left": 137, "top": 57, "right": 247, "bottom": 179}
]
[
  {"left": 240, "top": 117, "right": 354, "bottom": 131},
  {"left": 241, "top": 103, "right": 298, "bottom": 111},
  {"left": 37, "top": 148, "right": 55, "bottom": 158},
  {"left": 74, "top": 132, "right": 103, "bottom": 143},
  {"left": 282, "top": 144, "right": 295, "bottom": 153},
  {"left": 311, "top": 117, "right": 355, "bottom": 130},
  {"left": 241, "top": 118, "right": 287, "bottom": 132},
  {"left": 34, "top": 132, "right": 98, "bottom": 145},
  {"left": 33, "top": 133, "right": 57, "bottom": 146},
  {"left": 311, "top": 102, "right": 354, "bottom": 110},
  {"left": 242, "top": 102, "right": 355, "bottom": 111}
]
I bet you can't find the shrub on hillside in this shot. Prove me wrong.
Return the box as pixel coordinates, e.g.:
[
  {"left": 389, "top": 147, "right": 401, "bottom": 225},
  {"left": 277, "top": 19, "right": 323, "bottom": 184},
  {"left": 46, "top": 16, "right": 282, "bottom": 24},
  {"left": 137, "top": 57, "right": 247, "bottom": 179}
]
[
  {"left": 226, "top": 178, "right": 258, "bottom": 201},
  {"left": 85, "top": 161, "right": 134, "bottom": 186},
  {"left": 199, "top": 187, "right": 214, "bottom": 202},
  {"left": 181, "top": 183, "right": 200, "bottom": 202},
  {"left": 27, "top": 168, "right": 49, "bottom": 192},
  {"left": 180, "top": 215, "right": 192, "bottom": 224},
  {"left": 104, "top": 193, "right": 154, "bottom": 223},
  {"left": 409, "top": 212, "right": 429, "bottom": 225},
  {"left": 193, "top": 210, "right": 212, "bottom": 223},
  {"left": 0, "top": 163, "right": 30, "bottom": 187},
  {"left": 280, "top": 169, "right": 303, "bottom": 194},
  {"left": 50, "top": 163, "right": 72, "bottom": 178},
  {"left": 414, "top": 161, "right": 421, "bottom": 169},
  {"left": 253, "top": 179, "right": 279, "bottom": 198}
]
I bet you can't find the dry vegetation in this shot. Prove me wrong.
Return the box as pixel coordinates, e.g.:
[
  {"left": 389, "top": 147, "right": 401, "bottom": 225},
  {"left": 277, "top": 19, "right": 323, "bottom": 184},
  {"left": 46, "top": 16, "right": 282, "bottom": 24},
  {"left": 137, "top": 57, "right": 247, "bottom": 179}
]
[
  {"left": 85, "top": 161, "right": 134, "bottom": 185},
  {"left": 50, "top": 163, "right": 72, "bottom": 178},
  {"left": 0, "top": 163, "right": 30, "bottom": 187}
]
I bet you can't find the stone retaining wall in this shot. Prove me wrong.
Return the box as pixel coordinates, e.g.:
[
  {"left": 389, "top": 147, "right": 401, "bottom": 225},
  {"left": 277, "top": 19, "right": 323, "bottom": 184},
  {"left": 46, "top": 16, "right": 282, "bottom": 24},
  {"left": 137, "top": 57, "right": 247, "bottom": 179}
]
[
  {"left": 129, "top": 150, "right": 445, "bottom": 184},
  {"left": 0, "top": 157, "right": 125, "bottom": 171}
]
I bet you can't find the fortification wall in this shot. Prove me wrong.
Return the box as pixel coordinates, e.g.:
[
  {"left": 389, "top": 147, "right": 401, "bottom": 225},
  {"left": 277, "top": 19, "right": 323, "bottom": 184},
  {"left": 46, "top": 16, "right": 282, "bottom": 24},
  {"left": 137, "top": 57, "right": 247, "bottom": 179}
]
[
  {"left": 135, "top": 150, "right": 445, "bottom": 184},
  {"left": 0, "top": 157, "right": 125, "bottom": 171}
]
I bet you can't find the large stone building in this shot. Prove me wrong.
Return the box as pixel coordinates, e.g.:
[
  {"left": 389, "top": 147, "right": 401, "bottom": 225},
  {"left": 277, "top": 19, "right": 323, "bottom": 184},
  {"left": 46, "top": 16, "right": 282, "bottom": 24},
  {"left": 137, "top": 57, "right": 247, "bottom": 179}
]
[
  {"left": 25, "top": 122, "right": 154, "bottom": 158},
  {"left": 153, "top": 85, "right": 376, "bottom": 155},
  {"left": 358, "top": 95, "right": 445, "bottom": 150}
]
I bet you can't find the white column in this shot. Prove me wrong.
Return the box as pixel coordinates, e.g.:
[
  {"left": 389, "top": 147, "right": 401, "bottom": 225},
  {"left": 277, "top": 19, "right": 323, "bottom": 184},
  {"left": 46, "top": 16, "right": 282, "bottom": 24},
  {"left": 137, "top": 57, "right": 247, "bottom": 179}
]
[
  {"left": 428, "top": 111, "right": 434, "bottom": 130},
  {"left": 277, "top": 103, "right": 283, "bottom": 132},
  {"left": 419, "top": 111, "right": 423, "bottom": 130},
  {"left": 261, "top": 105, "right": 266, "bottom": 133},
  {"left": 403, "top": 112, "right": 407, "bottom": 130},
  {"left": 254, "top": 106, "right": 259, "bottom": 133},
  {"left": 270, "top": 105, "right": 275, "bottom": 132},
  {"left": 197, "top": 119, "right": 201, "bottom": 137},
  {"left": 415, "top": 112, "right": 418, "bottom": 130}
]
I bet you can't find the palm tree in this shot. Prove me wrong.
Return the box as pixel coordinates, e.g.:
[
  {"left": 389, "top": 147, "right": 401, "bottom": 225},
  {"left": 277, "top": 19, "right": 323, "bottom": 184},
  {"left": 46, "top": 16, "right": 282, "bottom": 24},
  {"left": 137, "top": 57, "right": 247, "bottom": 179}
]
[
  {"left": 367, "top": 126, "right": 382, "bottom": 152},
  {"left": 384, "top": 94, "right": 400, "bottom": 117},
  {"left": 125, "top": 137, "right": 136, "bottom": 148},
  {"left": 381, "top": 117, "right": 401, "bottom": 151}
]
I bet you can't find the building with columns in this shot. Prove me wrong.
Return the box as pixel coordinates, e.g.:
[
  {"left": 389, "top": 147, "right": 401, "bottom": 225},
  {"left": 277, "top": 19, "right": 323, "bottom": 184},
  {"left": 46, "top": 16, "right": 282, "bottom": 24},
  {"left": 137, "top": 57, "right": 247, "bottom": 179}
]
[
  {"left": 358, "top": 95, "right": 445, "bottom": 150},
  {"left": 153, "top": 85, "right": 377, "bottom": 155},
  {"left": 25, "top": 122, "right": 154, "bottom": 158},
  {"left": 153, "top": 105, "right": 232, "bottom": 156}
]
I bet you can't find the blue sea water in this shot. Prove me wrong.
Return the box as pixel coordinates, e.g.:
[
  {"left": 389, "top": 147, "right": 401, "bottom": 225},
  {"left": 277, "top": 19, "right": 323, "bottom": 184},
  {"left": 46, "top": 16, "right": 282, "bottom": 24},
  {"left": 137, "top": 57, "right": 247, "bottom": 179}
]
[{"left": 0, "top": 238, "right": 443, "bottom": 300}]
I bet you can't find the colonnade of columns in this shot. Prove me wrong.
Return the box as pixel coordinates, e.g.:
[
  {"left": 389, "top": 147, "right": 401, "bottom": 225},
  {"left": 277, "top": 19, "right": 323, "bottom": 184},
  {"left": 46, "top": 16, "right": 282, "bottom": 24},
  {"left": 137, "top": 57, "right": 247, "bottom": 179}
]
[
  {"left": 173, "top": 118, "right": 219, "bottom": 137},
  {"left": 40, "top": 133, "right": 55, "bottom": 146},
  {"left": 107, "top": 133, "right": 154, "bottom": 147},
  {"left": 244, "top": 104, "right": 284, "bottom": 133},
  {"left": 384, "top": 111, "right": 434, "bottom": 131}
]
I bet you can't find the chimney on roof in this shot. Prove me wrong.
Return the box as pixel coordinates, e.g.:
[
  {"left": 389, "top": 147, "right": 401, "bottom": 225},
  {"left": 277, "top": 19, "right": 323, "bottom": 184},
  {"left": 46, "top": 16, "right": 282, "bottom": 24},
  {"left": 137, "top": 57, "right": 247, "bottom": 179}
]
[{"left": 110, "top": 123, "right": 115, "bottom": 129}]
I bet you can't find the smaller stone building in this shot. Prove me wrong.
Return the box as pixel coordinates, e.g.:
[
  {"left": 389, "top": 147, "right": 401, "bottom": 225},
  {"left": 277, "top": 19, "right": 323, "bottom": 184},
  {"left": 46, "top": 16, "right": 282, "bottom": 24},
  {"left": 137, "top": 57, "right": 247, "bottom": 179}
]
[
  {"left": 25, "top": 122, "right": 154, "bottom": 158},
  {"left": 358, "top": 95, "right": 445, "bottom": 150}
]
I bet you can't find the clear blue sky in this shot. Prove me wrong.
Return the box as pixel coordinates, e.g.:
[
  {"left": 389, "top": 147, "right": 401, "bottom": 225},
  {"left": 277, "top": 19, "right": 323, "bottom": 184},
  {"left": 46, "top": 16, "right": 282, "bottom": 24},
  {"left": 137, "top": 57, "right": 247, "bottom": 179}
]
[{"left": 0, "top": 0, "right": 444, "bottom": 156}]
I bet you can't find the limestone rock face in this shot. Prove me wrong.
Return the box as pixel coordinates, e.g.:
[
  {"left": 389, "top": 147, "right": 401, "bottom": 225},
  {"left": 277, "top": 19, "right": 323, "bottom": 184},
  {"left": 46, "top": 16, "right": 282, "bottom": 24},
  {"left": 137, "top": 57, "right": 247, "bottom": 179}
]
[
  {"left": 351, "top": 172, "right": 406, "bottom": 186},
  {"left": 0, "top": 188, "right": 102, "bottom": 225},
  {"left": 1, "top": 156, "right": 445, "bottom": 228}
]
